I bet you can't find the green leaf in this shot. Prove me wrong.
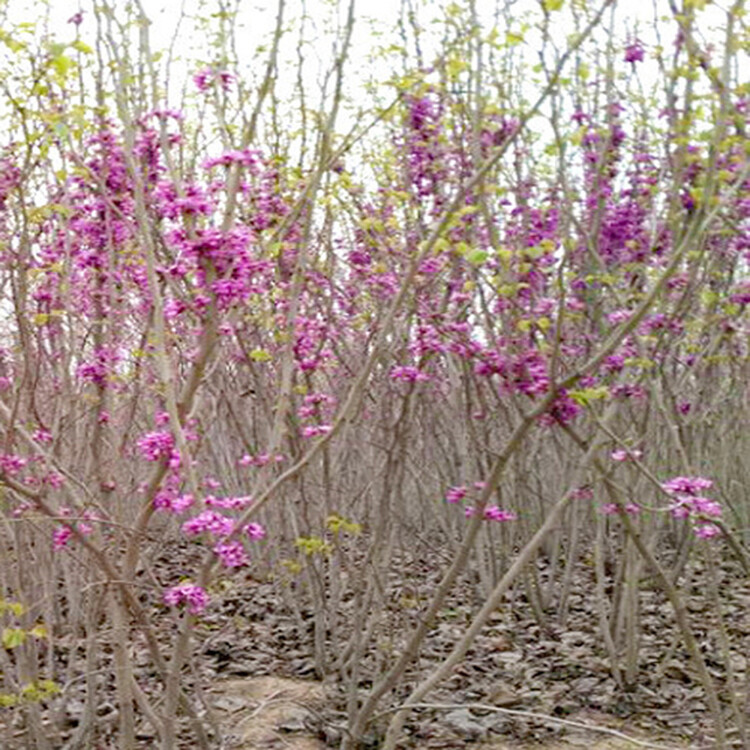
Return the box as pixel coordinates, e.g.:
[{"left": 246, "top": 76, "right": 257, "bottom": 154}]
[
  {"left": 29, "top": 624, "right": 48, "bottom": 640},
  {"left": 543, "top": 0, "right": 565, "bottom": 10},
  {"left": 71, "top": 40, "right": 93, "bottom": 55},
  {"left": 2, "top": 628, "right": 27, "bottom": 650},
  {"left": 468, "top": 249, "right": 488, "bottom": 265},
  {"left": 52, "top": 55, "right": 74, "bottom": 78},
  {"left": 249, "top": 348, "right": 272, "bottom": 362}
]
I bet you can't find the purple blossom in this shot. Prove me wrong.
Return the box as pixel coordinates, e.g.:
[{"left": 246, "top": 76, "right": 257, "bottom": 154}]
[
  {"left": 390, "top": 366, "right": 429, "bottom": 382},
  {"left": 53, "top": 526, "right": 73, "bottom": 549},
  {"left": 694, "top": 523, "right": 721, "bottom": 539},
  {"left": 445, "top": 486, "right": 468, "bottom": 504},
  {"left": 205, "top": 495, "right": 253, "bottom": 510},
  {"left": 624, "top": 40, "right": 645, "bottom": 64},
  {"left": 163, "top": 583, "right": 209, "bottom": 614},
  {"left": 182, "top": 510, "right": 235, "bottom": 538},
  {"left": 483, "top": 506, "right": 517, "bottom": 522},
  {"left": 213, "top": 541, "right": 249, "bottom": 568},
  {"left": 244, "top": 522, "right": 266, "bottom": 540},
  {"left": 137, "top": 431, "right": 174, "bottom": 462},
  {"left": 301, "top": 424, "right": 333, "bottom": 438},
  {"left": 193, "top": 67, "right": 235, "bottom": 93},
  {"left": 661, "top": 476, "right": 713, "bottom": 496}
]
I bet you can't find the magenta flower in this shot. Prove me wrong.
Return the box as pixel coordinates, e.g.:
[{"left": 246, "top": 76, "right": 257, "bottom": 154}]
[
  {"left": 445, "top": 486, "right": 468, "bottom": 504},
  {"left": 182, "top": 510, "right": 235, "bottom": 538},
  {"left": 205, "top": 495, "right": 253, "bottom": 510},
  {"left": 193, "top": 68, "right": 235, "bottom": 93},
  {"left": 611, "top": 448, "right": 642, "bottom": 462},
  {"left": 661, "top": 476, "right": 713, "bottom": 496},
  {"left": 163, "top": 583, "right": 209, "bottom": 614},
  {"left": 624, "top": 40, "right": 645, "bottom": 63},
  {"left": 301, "top": 424, "right": 333, "bottom": 438},
  {"left": 390, "top": 365, "right": 429, "bottom": 382},
  {"left": 483, "top": 506, "right": 517, "bottom": 522},
  {"left": 213, "top": 541, "right": 249, "bottom": 568},
  {"left": 244, "top": 522, "right": 266, "bottom": 540},
  {"left": 53, "top": 526, "right": 73, "bottom": 550},
  {"left": 137, "top": 431, "right": 174, "bottom": 462},
  {"left": 694, "top": 523, "right": 720, "bottom": 539}
]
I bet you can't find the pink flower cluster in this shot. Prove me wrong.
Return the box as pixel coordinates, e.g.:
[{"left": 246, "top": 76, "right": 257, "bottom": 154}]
[
  {"left": 480, "top": 506, "right": 517, "bottom": 522},
  {"left": 193, "top": 68, "right": 234, "bottom": 93},
  {"left": 661, "top": 475, "right": 721, "bottom": 539},
  {"left": 390, "top": 365, "right": 430, "bottom": 383},
  {"left": 137, "top": 431, "right": 174, "bottom": 462},
  {"left": 204, "top": 495, "right": 253, "bottom": 510},
  {"left": 301, "top": 424, "right": 333, "bottom": 438},
  {"left": 203, "top": 149, "right": 262, "bottom": 172},
  {"left": 52, "top": 509, "right": 99, "bottom": 549},
  {"left": 601, "top": 502, "right": 641, "bottom": 516},
  {"left": 445, "top": 485, "right": 468, "bottom": 503},
  {"left": 445, "top": 483, "right": 516, "bottom": 523},
  {"left": 153, "top": 491, "right": 195, "bottom": 514},
  {"left": 238, "top": 452, "right": 285, "bottom": 467},
  {"left": 624, "top": 40, "right": 645, "bottom": 64},
  {"left": 182, "top": 510, "right": 235, "bottom": 538},
  {"left": 243, "top": 522, "right": 266, "bottom": 540},
  {"left": 212, "top": 541, "right": 248, "bottom": 568},
  {"left": 611, "top": 448, "right": 643, "bottom": 462},
  {"left": 163, "top": 583, "right": 209, "bottom": 614},
  {"left": 178, "top": 501, "right": 266, "bottom": 569}
]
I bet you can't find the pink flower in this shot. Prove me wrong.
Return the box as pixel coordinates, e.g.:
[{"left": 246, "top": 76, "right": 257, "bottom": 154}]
[
  {"left": 44, "top": 472, "right": 64, "bottom": 489},
  {"left": 670, "top": 501, "right": 692, "bottom": 519},
  {"left": 483, "top": 506, "right": 517, "bottom": 522},
  {"left": 691, "top": 496, "right": 722, "bottom": 518},
  {"left": 243, "top": 522, "right": 266, "bottom": 540},
  {"left": 33, "top": 429, "right": 53, "bottom": 444},
  {"left": 163, "top": 583, "right": 209, "bottom": 614},
  {"left": 661, "top": 476, "right": 713, "bottom": 496},
  {"left": 301, "top": 424, "right": 333, "bottom": 438},
  {"left": 601, "top": 503, "right": 620, "bottom": 515},
  {"left": 611, "top": 448, "right": 642, "bottom": 462},
  {"left": 172, "top": 494, "right": 195, "bottom": 513},
  {"left": 193, "top": 68, "right": 235, "bottom": 93},
  {"left": 624, "top": 40, "right": 645, "bottom": 63},
  {"left": 445, "top": 486, "right": 468, "bottom": 504},
  {"left": 182, "top": 510, "right": 235, "bottom": 538},
  {"left": 137, "top": 431, "right": 174, "bottom": 461},
  {"left": 53, "top": 526, "right": 73, "bottom": 549},
  {"left": 213, "top": 541, "right": 249, "bottom": 568},
  {"left": 390, "top": 366, "right": 429, "bottom": 382},
  {"left": 205, "top": 495, "right": 253, "bottom": 510},
  {"left": 694, "top": 523, "right": 720, "bottom": 539}
]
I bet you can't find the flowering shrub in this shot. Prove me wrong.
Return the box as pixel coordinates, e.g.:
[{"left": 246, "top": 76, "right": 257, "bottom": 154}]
[{"left": 0, "top": 0, "right": 746, "bottom": 746}]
